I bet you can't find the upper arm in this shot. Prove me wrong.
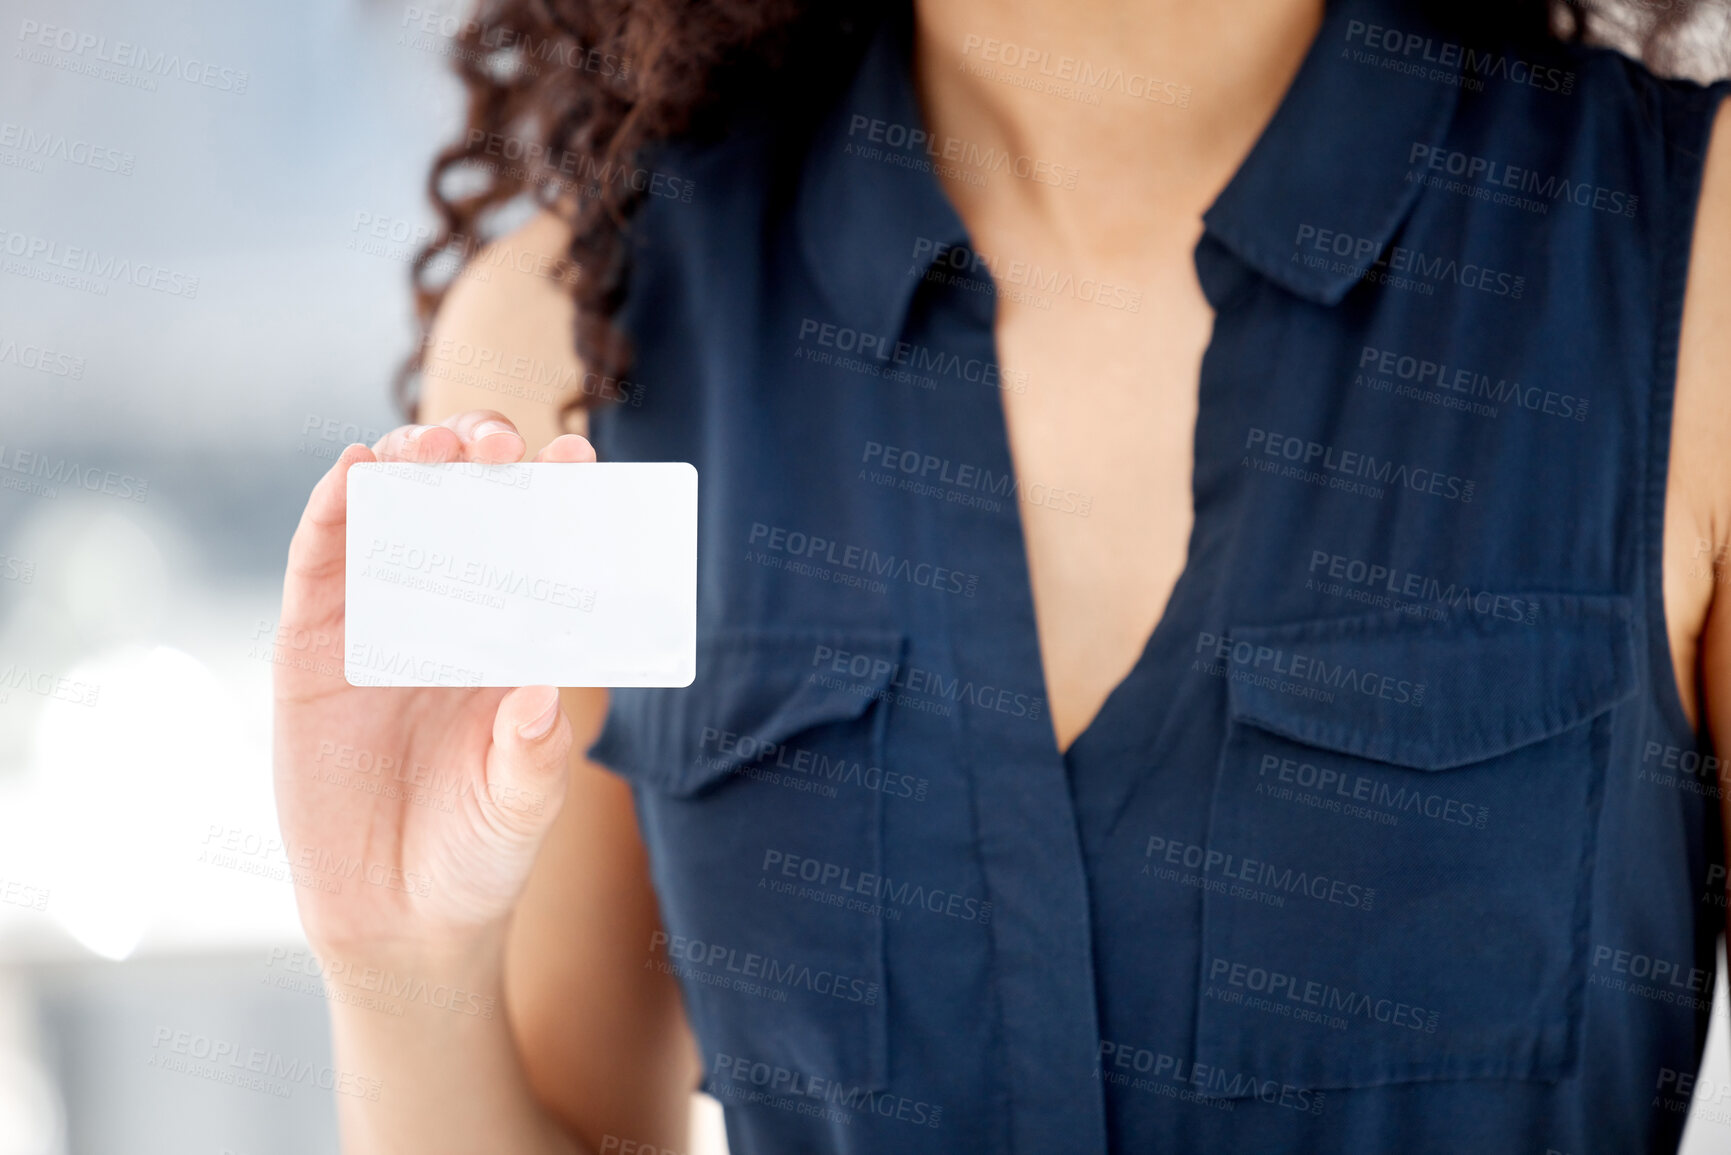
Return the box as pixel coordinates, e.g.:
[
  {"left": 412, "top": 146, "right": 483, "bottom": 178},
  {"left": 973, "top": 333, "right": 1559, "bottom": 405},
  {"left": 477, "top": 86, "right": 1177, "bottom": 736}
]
[
  {"left": 1673, "top": 95, "right": 1731, "bottom": 821},
  {"left": 418, "top": 209, "right": 590, "bottom": 449},
  {"left": 417, "top": 211, "right": 702, "bottom": 1147}
]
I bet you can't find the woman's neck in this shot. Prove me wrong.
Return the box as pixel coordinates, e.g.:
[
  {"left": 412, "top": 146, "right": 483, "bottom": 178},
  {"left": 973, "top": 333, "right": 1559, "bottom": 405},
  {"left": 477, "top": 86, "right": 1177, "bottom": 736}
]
[{"left": 912, "top": 0, "right": 1326, "bottom": 251}]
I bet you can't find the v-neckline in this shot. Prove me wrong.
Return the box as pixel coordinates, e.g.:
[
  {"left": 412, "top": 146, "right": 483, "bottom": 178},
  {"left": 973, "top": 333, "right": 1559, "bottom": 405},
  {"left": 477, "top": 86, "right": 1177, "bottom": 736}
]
[
  {"left": 900, "top": 25, "right": 1331, "bottom": 764},
  {"left": 997, "top": 397, "right": 1205, "bottom": 762}
]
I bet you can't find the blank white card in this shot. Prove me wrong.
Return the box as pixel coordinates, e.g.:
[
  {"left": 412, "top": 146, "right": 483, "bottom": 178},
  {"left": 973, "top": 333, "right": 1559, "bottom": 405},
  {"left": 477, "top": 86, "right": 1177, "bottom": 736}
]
[{"left": 345, "top": 462, "right": 697, "bottom": 687}]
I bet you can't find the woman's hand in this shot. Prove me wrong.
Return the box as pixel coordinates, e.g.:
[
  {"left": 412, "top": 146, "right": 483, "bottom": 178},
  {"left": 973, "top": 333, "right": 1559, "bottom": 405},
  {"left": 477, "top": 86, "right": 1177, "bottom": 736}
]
[{"left": 272, "top": 410, "right": 597, "bottom": 957}]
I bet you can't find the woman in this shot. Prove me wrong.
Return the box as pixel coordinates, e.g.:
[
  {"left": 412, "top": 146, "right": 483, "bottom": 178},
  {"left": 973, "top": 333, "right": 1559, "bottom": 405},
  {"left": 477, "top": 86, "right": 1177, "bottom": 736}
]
[{"left": 275, "top": 0, "right": 1731, "bottom": 1150}]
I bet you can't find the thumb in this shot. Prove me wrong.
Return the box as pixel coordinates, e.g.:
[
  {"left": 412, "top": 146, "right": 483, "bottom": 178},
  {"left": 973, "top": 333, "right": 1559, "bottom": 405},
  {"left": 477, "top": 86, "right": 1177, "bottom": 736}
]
[{"left": 484, "top": 685, "right": 572, "bottom": 837}]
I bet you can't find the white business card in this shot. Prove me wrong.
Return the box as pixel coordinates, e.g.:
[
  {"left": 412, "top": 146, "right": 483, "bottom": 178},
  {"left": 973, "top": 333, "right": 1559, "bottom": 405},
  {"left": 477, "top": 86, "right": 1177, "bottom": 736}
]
[{"left": 345, "top": 462, "right": 697, "bottom": 687}]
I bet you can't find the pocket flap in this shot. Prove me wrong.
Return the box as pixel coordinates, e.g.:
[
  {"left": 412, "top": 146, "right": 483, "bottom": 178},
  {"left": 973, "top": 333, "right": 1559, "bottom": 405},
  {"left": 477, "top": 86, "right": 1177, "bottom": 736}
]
[
  {"left": 1223, "top": 594, "right": 1637, "bottom": 771},
  {"left": 588, "top": 628, "right": 906, "bottom": 796}
]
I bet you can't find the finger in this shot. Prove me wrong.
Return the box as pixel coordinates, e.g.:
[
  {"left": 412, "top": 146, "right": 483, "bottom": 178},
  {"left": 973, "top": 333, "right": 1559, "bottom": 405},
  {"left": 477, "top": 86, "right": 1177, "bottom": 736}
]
[
  {"left": 532, "top": 434, "right": 597, "bottom": 464},
  {"left": 373, "top": 423, "right": 462, "bottom": 463},
  {"left": 278, "top": 444, "right": 374, "bottom": 680},
  {"left": 440, "top": 409, "right": 526, "bottom": 464},
  {"left": 485, "top": 686, "right": 572, "bottom": 837},
  {"left": 284, "top": 442, "right": 373, "bottom": 592}
]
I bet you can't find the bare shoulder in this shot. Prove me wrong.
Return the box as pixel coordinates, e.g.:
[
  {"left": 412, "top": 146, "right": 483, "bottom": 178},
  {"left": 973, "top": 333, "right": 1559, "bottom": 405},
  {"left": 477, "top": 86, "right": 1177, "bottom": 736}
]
[
  {"left": 1671, "top": 93, "right": 1731, "bottom": 730},
  {"left": 418, "top": 210, "right": 586, "bottom": 451}
]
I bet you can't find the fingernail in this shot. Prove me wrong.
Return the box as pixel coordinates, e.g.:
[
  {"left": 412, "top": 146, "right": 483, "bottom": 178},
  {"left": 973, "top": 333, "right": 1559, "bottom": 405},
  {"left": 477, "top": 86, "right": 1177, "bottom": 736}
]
[
  {"left": 403, "top": 425, "right": 429, "bottom": 444},
  {"left": 517, "top": 687, "right": 561, "bottom": 740},
  {"left": 473, "top": 420, "right": 515, "bottom": 442}
]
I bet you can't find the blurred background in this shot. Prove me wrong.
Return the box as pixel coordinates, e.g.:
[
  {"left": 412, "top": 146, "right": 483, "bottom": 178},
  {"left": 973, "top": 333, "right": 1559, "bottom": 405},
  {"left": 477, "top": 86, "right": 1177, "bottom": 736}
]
[
  {"left": 0, "top": 0, "right": 733, "bottom": 1149},
  {"left": 0, "top": 0, "right": 1725, "bottom": 1151}
]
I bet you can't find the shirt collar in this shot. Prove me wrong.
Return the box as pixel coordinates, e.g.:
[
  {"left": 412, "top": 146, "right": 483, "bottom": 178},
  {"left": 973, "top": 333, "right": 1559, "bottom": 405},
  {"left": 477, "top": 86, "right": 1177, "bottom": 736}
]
[
  {"left": 1202, "top": 0, "right": 1462, "bottom": 304},
  {"left": 794, "top": 5, "right": 973, "bottom": 342},
  {"left": 795, "top": 0, "right": 1462, "bottom": 330}
]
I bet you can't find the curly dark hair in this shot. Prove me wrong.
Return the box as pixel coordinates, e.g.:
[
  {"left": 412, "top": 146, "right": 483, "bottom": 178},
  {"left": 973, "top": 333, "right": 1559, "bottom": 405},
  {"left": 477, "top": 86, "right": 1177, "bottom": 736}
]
[{"left": 396, "top": 0, "right": 1728, "bottom": 425}]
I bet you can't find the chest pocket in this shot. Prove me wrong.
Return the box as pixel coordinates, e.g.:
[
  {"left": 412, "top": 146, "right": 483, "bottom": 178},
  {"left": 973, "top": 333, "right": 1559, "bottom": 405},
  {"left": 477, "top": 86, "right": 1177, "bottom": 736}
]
[
  {"left": 1192, "top": 594, "right": 1637, "bottom": 1092},
  {"left": 589, "top": 627, "right": 905, "bottom": 1095}
]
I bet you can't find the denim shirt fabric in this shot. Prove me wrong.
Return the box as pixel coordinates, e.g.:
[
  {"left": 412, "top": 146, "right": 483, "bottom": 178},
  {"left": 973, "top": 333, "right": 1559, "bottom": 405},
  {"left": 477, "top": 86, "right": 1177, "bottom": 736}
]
[{"left": 586, "top": 0, "right": 1731, "bottom": 1150}]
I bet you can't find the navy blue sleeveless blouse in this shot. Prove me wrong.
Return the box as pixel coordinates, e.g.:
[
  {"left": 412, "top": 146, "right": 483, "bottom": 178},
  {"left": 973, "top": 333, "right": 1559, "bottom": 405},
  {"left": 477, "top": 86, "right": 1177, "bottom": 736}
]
[{"left": 586, "top": 0, "right": 1731, "bottom": 1149}]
